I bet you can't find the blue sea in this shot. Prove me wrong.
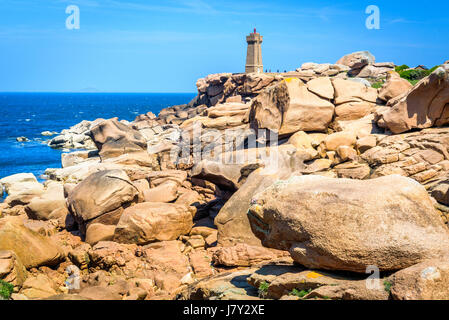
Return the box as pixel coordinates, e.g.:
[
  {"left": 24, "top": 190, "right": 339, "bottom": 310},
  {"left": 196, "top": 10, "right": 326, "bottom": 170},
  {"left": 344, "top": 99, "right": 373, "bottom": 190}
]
[{"left": 0, "top": 93, "right": 196, "bottom": 181}]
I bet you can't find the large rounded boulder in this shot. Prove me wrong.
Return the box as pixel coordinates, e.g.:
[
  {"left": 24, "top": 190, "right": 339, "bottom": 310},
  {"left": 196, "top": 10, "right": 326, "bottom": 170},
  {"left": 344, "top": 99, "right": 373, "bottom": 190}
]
[
  {"left": 0, "top": 216, "right": 65, "bottom": 269},
  {"left": 113, "top": 202, "right": 193, "bottom": 245},
  {"left": 67, "top": 169, "right": 140, "bottom": 233},
  {"left": 248, "top": 175, "right": 449, "bottom": 273}
]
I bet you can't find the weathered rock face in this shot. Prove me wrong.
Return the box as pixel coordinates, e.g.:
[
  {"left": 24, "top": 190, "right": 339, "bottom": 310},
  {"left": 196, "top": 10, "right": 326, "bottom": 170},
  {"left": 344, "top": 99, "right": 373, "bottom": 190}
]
[
  {"left": 85, "top": 223, "right": 116, "bottom": 246},
  {"left": 288, "top": 131, "right": 319, "bottom": 159},
  {"left": 214, "top": 146, "right": 308, "bottom": 247},
  {"left": 250, "top": 78, "right": 335, "bottom": 136},
  {"left": 357, "top": 64, "right": 394, "bottom": 79},
  {"left": 376, "top": 65, "right": 449, "bottom": 133},
  {"left": 113, "top": 202, "right": 193, "bottom": 245},
  {"left": 332, "top": 78, "right": 378, "bottom": 104},
  {"left": 212, "top": 243, "right": 291, "bottom": 267},
  {"left": 378, "top": 71, "right": 413, "bottom": 102},
  {"left": 390, "top": 259, "right": 449, "bottom": 300},
  {"left": 25, "top": 183, "right": 67, "bottom": 223},
  {"left": 61, "top": 150, "right": 100, "bottom": 168},
  {"left": 0, "top": 216, "right": 65, "bottom": 269},
  {"left": 195, "top": 73, "right": 279, "bottom": 107},
  {"left": 248, "top": 175, "right": 449, "bottom": 273},
  {"left": 336, "top": 51, "right": 376, "bottom": 76},
  {"left": 191, "top": 159, "right": 246, "bottom": 191},
  {"left": 67, "top": 170, "right": 140, "bottom": 233},
  {"left": 0, "top": 250, "right": 27, "bottom": 287},
  {"left": 153, "top": 73, "right": 283, "bottom": 127},
  {"left": 143, "top": 240, "right": 191, "bottom": 294},
  {"left": 306, "top": 77, "right": 335, "bottom": 100},
  {"left": 359, "top": 128, "right": 449, "bottom": 201},
  {"left": 0, "top": 173, "right": 44, "bottom": 206},
  {"left": 143, "top": 181, "right": 178, "bottom": 203},
  {"left": 88, "top": 118, "right": 147, "bottom": 159},
  {"left": 296, "top": 63, "right": 350, "bottom": 79}
]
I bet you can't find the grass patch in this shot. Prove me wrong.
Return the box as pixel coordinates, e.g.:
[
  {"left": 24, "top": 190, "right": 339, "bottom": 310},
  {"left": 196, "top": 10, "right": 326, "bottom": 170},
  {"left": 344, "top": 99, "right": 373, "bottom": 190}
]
[
  {"left": 0, "top": 279, "right": 14, "bottom": 300},
  {"left": 290, "top": 288, "right": 312, "bottom": 299},
  {"left": 258, "top": 281, "right": 269, "bottom": 298},
  {"left": 383, "top": 280, "right": 392, "bottom": 293},
  {"left": 407, "top": 79, "right": 420, "bottom": 86},
  {"left": 371, "top": 82, "right": 384, "bottom": 89}
]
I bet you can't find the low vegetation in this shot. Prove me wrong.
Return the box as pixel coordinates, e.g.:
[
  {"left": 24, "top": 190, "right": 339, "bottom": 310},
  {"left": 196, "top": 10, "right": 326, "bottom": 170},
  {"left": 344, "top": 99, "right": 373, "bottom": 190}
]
[
  {"left": 290, "top": 288, "right": 312, "bottom": 298},
  {"left": 371, "top": 81, "right": 384, "bottom": 89},
  {"left": 0, "top": 280, "right": 14, "bottom": 300},
  {"left": 395, "top": 64, "right": 440, "bottom": 85},
  {"left": 258, "top": 281, "right": 269, "bottom": 298},
  {"left": 383, "top": 280, "right": 392, "bottom": 293}
]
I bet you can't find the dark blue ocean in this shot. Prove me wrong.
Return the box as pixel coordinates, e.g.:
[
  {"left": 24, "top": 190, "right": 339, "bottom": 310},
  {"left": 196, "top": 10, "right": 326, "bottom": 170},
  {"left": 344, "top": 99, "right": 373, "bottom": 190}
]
[{"left": 0, "top": 93, "right": 195, "bottom": 181}]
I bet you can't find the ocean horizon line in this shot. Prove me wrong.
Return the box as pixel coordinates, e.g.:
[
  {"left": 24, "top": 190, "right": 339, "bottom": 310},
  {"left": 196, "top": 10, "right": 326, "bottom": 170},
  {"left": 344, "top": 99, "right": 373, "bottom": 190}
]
[{"left": 0, "top": 91, "right": 197, "bottom": 94}]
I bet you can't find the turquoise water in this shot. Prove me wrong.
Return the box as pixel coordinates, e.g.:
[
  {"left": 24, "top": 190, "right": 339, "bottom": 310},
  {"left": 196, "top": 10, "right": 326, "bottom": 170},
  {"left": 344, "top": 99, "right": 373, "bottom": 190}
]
[{"left": 0, "top": 92, "right": 196, "bottom": 180}]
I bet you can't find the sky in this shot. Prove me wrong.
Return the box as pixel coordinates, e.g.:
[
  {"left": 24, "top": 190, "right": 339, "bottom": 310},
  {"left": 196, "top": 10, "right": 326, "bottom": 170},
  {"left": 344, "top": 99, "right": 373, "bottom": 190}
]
[{"left": 0, "top": 0, "right": 448, "bottom": 92}]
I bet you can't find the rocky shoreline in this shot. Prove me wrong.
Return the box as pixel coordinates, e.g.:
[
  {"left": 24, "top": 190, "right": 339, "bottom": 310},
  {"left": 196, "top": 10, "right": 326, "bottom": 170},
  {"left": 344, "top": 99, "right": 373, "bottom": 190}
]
[{"left": 2, "top": 51, "right": 449, "bottom": 300}]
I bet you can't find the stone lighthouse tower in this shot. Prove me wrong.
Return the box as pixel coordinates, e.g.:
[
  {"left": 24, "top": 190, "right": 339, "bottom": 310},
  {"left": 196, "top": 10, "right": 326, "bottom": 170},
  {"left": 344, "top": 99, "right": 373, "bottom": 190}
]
[{"left": 245, "top": 28, "right": 263, "bottom": 74}]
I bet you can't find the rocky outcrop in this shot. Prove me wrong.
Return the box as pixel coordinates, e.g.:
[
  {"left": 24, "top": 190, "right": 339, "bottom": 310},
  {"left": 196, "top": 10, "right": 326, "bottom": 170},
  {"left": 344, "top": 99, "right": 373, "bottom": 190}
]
[
  {"left": 359, "top": 127, "right": 449, "bottom": 208},
  {"left": 88, "top": 118, "right": 148, "bottom": 160},
  {"left": 378, "top": 71, "right": 413, "bottom": 102},
  {"left": 296, "top": 63, "right": 350, "bottom": 78},
  {"left": 248, "top": 175, "right": 449, "bottom": 273},
  {"left": 0, "top": 173, "right": 44, "bottom": 206},
  {"left": 376, "top": 65, "right": 449, "bottom": 133},
  {"left": 250, "top": 78, "right": 335, "bottom": 136},
  {"left": 48, "top": 120, "right": 100, "bottom": 150},
  {"left": 336, "top": 51, "right": 376, "bottom": 76},
  {"left": 6, "top": 54, "right": 449, "bottom": 301}
]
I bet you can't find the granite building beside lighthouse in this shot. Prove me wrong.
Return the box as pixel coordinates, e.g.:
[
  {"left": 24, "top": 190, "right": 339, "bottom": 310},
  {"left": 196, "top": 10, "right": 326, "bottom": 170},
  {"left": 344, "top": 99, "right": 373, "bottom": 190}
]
[{"left": 245, "top": 29, "right": 263, "bottom": 73}]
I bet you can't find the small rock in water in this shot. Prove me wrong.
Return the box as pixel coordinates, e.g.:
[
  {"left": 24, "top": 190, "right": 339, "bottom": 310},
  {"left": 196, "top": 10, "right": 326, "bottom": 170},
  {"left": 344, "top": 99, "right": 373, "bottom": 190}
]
[
  {"left": 16, "top": 136, "right": 29, "bottom": 142},
  {"left": 41, "top": 131, "right": 57, "bottom": 136}
]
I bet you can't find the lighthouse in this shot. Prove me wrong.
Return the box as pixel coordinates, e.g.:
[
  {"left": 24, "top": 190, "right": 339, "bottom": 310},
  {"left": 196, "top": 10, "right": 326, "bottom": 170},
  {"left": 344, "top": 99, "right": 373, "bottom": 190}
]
[{"left": 245, "top": 28, "right": 263, "bottom": 74}]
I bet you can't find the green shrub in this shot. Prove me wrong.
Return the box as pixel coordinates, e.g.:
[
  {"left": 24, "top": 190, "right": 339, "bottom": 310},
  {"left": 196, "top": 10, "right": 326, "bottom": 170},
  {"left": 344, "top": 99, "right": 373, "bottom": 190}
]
[
  {"left": 395, "top": 65, "right": 409, "bottom": 72},
  {"left": 428, "top": 65, "right": 439, "bottom": 73},
  {"left": 0, "top": 279, "right": 14, "bottom": 300},
  {"left": 371, "top": 82, "right": 384, "bottom": 89},
  {"left": 258, "top": 281, "right": 269, "bottom": 298},
  {"left": 290, "top": 288, "right": 312, "bottom": 298},
  {"left": 397, "top": 65, "right": 441, "bottom": 85},
  {"left": 399, "top": 69, "right": 428, "bottom": 81},
  {"left": 383, "top": 280, "right": 392, "bottom": 293}
]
